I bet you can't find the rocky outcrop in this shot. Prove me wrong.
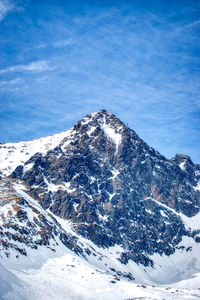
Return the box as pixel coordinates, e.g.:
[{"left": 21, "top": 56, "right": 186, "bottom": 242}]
[{"left": 0, "top": 178, "right": 83, "bottom": 258}]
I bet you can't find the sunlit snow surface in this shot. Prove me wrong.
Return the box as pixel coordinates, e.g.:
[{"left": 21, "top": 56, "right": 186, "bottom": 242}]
[
  {"left": 99, "top": 113, "right": 122, "bottom": 154},
  {"left": 0, "top": 130, "right": 70, "bottom": 176},
  {"left": 1, "top": 249, "right": 200, "bottom": 300}
]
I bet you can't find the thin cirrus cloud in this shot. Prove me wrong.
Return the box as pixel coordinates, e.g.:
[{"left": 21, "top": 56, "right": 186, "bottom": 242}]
[
  {"left": 36, "top": 39, "right": 72, "bottom": 49},
  {"left": 182, "top": 19, "right": 200, "bottom": 29},
  {"left": 53, "top": 39, "right": 72, "bottom": 48},
  {"left": 0, "top": 78, "right": 21, "bottom": 86},
  {"left": 174, "top": 19, "right": 200, "bottom": 33},
  {"left": 0, "top": 0, "right": 14, "bottom": 21},
  {"left": 0, "top": 60, "right": 53, "bottom": 74}
]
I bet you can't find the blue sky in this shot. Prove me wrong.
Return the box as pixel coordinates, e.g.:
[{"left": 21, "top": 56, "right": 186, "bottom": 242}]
[{"left": 0, "top": 0, "right": 200, "bottom": 163}]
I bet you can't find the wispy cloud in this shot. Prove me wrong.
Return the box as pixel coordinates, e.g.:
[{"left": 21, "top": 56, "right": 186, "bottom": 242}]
[
  {"left": 182, "top": 19, "right": 200, "bottom": 29},
  {"left": 174, "top": 19, "right": 200, "bottom": 34},
  {"left": 53, "top": 39, "right": 72, "bottom": 48},
  {"left": 36, "top": 39, "right": 72, "bottom": 49},
  {"left": 0, "top": 60, "right": 53, "bottom": 74},
  {"left": 0, "top": 0, "right": 14, "bottom": 21},
  {"left": 0, "top": 78, "right": 21, "bottom": 86}
]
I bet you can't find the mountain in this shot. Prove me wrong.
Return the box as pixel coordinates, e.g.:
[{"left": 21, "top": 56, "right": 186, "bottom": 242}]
[{"left": 0, "top": 109, "right": 200, "bottom": 299}]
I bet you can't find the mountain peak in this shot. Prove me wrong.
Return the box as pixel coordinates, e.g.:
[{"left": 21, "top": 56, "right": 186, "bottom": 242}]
[
  {"left": 1, "top": 110, "right": 200, "bottom": 289},
  {"left": 79, "top": 109, "right": 124, "bottom": 127},
  {"left": 171, "top": 154, "right": 194, "bottom": 171},
  {"left": 72, "top": 110, "right": 127, "bottom": 151}
]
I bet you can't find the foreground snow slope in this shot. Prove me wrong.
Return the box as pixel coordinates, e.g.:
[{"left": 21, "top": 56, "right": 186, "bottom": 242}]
[{"left": 1, "top": 250, "right": 200, "bottom": 300}]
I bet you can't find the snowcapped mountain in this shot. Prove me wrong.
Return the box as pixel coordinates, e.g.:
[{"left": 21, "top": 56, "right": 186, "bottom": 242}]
[{"left": 0, "top": 109, "right": 200, "bottom": 299}]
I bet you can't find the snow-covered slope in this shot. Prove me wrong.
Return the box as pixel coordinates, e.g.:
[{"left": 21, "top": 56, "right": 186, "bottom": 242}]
[
  {"left": 1, "top": 247, "right": 200, "bottom": 300},
  {"left": 0, "top": 130, "right": 71, "bottom": 177}
]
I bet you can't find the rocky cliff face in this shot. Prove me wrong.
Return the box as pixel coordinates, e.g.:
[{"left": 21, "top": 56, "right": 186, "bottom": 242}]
[
  {"left": 0, "top": 177, "right": 85, "bottom": 259},
  {"left": 6, "top": 110, "right": 200, "bottom": 267}
]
